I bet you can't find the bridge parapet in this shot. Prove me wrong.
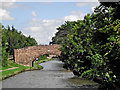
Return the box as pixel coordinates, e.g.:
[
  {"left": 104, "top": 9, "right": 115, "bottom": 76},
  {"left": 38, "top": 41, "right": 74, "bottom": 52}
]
[{"left": 14, "top": 44, "right": 61, "bottom": 67}]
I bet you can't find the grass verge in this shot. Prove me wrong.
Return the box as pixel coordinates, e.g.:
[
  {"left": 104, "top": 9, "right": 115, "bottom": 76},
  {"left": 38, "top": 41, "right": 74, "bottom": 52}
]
[
  {"left": 0, "top": 55, "right": 53, "bottom": 80},
  {"left": 0, "top": 60, "right": 43, "bottom": 80},
  {"left": 33, "top": 58, "right": 52, "bottom": 66}
]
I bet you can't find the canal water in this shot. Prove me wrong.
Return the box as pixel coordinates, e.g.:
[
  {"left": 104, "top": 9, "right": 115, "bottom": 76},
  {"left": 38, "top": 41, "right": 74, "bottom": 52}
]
[{"left": 1, "top": 58, "right": 99, "bottom": 88}]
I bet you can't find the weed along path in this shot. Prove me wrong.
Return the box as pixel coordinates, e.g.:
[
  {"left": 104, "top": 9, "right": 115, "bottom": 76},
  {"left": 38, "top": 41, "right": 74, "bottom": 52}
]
[{"left": 1, "top": 58, "right": 98, "bottom": 88}]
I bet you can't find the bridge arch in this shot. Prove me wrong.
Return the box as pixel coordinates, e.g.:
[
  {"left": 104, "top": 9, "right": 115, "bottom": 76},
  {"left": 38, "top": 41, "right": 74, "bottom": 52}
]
[{"left": 14, "top": 44, "right": 61, "bottom": 67}]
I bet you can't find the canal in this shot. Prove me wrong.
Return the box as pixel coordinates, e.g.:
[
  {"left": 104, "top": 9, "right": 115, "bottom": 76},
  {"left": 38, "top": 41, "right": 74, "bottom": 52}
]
[{"left": 1, "top": 58, "right": 98, "bottom": 88}]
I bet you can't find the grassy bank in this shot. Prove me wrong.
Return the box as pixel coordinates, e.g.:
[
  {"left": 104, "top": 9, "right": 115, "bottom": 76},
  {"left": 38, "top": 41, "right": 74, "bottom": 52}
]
[
  {"left": 0, "top": 55, "right": 52, "bottom": 80},
  {"left": 33, "top": 54, "right": 53, "bottom": 67},
  {"left": 33, "top": 58, "right": 52, "bottom": 66},
  {"left": 0, "top": 60, "right": 43, "bottom": 80}
]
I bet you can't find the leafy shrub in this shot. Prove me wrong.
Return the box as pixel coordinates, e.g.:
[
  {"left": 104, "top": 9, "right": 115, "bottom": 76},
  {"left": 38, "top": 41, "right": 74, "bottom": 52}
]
[{"left": 53, "top": 3, "right": 120, "bottom": 89}]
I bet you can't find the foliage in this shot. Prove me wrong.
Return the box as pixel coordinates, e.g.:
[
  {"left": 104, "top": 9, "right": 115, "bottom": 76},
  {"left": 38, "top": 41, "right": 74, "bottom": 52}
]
[
  {"left": 91, "top": 6, "right": 120, "bottom": 88},
  {"left": 0, "top": 24, "right": 1, "bottom": 66},
  {"left": 33, "top": 54, "right": 52, "bottom": 67},
  {"left": 38, "top": 54, "right": 49, "bottom": 60},
  {"left": 50, "top": 21, "right": 77, "bottom": 44},
  {"left": 0, "top": 60, "right": 43, "bottom": 80},
  {"left": 99, "top": 0, "right": 120, "bottom": 20},
  {"left": 1, "top": 24, "right": 37, "bottom": 67},
  {"left": 2, "top": 25, "right": 37, "bottom": 55},
  {"left": 1, "top": 24, "right": 9, "bottom": 67},
  {"left": 51, "top": 2, "right": 120, "bottom": 89}
]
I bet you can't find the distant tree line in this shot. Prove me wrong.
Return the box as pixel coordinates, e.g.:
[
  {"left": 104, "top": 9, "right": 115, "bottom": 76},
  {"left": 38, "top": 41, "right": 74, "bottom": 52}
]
[
  {"left": 50, "top": 21, "right": 77, "bottom": 44},
  {"left": 1, "top": 24, "right": 37, "bottom": 67},
  {"left": 50, "top": 1, "right": 120, "bottom": 89}
]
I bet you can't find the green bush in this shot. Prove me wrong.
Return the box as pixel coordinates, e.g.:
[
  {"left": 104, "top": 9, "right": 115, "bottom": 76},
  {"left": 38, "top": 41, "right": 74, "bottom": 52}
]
[
  {"left": 53, "top": 3, "right": 120, "bottom": 89},
  {"left": 38, "top": 54, "right": 49, "bottom": 60}
]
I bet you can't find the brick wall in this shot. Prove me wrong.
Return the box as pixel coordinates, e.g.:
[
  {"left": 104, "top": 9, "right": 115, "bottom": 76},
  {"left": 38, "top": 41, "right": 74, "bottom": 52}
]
[{"left": 14, "top": 44, "right": 61, "bottom": 67}]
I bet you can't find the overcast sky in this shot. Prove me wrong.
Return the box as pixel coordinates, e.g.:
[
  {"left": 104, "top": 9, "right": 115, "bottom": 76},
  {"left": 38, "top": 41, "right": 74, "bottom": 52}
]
[{"left": 0, "top": 0, "right": 99, "bottom": 45}]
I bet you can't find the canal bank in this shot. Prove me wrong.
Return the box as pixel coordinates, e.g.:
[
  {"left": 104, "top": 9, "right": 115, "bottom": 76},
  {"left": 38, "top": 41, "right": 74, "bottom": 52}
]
[{"left": 1, "top": 58, "right": 99, "bottom": 88}]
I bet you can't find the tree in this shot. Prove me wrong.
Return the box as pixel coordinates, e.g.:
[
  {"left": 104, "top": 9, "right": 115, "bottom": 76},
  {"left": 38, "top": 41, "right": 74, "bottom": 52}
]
[
  {"left": 51, "top": 1, "right": 120, "bottom": 88},
  {"left": 1, "top": 24, "right": 38, "bottom": 67},
  {"left": 50, "top": 21, "right": 77, "bottom": 44},
  {"left": 1, "top": 25, "right": 9, "bottom": 67},
  {"left": 3, "top": 25, "right": 38, "bottom": 55}
]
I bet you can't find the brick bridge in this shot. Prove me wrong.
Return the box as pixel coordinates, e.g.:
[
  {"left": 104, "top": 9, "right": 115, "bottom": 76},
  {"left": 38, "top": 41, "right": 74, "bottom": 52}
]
[{"left": 14, "top": 44, "right": 61, "bottom": 67}]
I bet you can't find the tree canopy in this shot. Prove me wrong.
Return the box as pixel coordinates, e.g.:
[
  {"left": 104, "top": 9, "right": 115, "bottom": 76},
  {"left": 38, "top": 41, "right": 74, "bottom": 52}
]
[
  {"left": 1, "top": 24, "right": 37, "bottom": 67},
  {"left": 51, "top": 1, "right": 120, "bottom": 89}
]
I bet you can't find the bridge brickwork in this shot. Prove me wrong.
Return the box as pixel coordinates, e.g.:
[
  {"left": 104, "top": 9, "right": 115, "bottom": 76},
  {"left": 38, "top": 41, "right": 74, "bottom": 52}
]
[{"left": 14, "top": 44, "right": 61, "bottom": 67}]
